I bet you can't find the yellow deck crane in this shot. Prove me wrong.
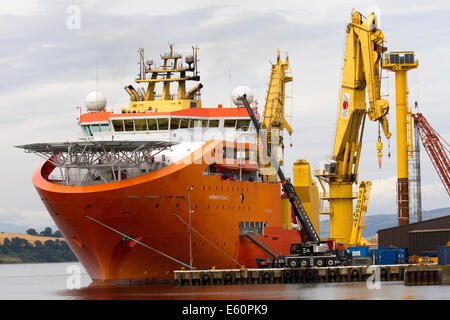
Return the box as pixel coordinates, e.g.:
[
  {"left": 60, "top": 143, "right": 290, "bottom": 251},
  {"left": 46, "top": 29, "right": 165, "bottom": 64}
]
[
  {"left": 261, "top": 50, "right": 321, "bottom": 234},
  {"left": 260, "top": 49, "right": 293, "bottom": 181},
  {"left": 314, "top": 9, "right": 392, "bottom": 245}
]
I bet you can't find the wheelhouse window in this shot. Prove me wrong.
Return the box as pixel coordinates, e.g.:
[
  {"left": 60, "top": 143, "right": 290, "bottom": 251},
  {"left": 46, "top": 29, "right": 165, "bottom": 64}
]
[
  {"left": 147, "top": 118, "right": 158, "bottom": 130},
  {"left": 112, "top": 120, "right": 124, "bottom": 132},
  {"left": 189, "top": 119, "right": 200, "bottom": 128},
  {"left": 224, "top": 119, "right": 237, "bottom": 128},
  {"left": 81, "top": 125, "right": 92, "bottom": 136},
  {"left": 101, "top": 124, "right": 110, "bottom": 132},
  {"left": 134, "top": 118, "right": 147, "bottom": 131},
  {"left": 90, "top": 124, "right": 101, "bottom": 133},
  {"left": 180, "top": 118, "right": 189, "bottom": 129},
  {"left": 124, "top": 119, "right": 134, "bottom": 131},
  {"left": 201, "top": 119, "right": 208, "bottom": 128},
  {"left": 208, "top": 120, "right": 219, "bottom": 128},
  {"left": 170, "top": 118, "right": 180, "bottom": 130},
  {"left": 237, "top": 119, "right": 251, "bottom": 131},
  {"left": 158, "top": 118, "right": 169, "bottom": 130}
]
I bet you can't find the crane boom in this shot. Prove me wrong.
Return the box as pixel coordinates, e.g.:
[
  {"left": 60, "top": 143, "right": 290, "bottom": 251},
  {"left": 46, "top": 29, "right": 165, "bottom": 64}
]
[
  {"left": 260, "top": 49, "right": 293, "bottom": 181},
  {"left": 241, "top": 94, "right": 320, "bottom": 243},
  {"left": 349, "top": 181, "right": 372, "bottom": 246},
  {"left": 412, "top": 113, "right": 450, "bottom": 196}
]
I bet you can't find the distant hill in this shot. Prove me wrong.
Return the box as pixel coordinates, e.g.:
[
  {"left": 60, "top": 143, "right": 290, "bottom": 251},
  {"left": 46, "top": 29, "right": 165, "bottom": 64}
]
[{"left": 319, "top": 207, "right": 450, "bottom": 239}]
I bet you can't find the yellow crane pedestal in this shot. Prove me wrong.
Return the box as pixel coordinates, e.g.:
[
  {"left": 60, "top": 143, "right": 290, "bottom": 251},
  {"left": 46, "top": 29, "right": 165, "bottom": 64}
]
[{"left": 382, "top": 52, "right": 418, "bottom": 226}]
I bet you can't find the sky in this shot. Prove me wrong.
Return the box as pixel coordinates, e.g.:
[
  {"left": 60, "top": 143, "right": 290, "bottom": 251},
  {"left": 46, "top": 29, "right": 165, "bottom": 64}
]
[{"left": 0, "top": 0, "right": 449, "bottom": 229}]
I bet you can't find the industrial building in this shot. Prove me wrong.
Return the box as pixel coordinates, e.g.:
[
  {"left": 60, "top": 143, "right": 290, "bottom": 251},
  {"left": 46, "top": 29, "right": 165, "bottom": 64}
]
[{"left": 378, "top": 215, "right": 450, "bottom": 255}]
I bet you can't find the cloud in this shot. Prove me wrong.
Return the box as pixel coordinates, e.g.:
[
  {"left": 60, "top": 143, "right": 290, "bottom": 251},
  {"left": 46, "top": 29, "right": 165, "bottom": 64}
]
[
  {"left": 0, "top": 2, "right": 43, "bottom": 16},
  {"left": 367, "top": 176, "right": 449, "bottom": 215}
]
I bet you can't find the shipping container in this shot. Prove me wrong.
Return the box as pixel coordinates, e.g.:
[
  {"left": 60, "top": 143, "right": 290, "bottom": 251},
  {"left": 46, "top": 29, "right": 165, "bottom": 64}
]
[
  {"left": 370, "top": 248, "right": 399, "bottom": 265},
  {"left": 378, "top": 249, "right": 398, "bottom": 265},
  {"left": 396, "top": 248, "right": 408, "bottom": 264},
  {"left": 408, "top": 229, "right": 450, "bottom": 256},
  {"left": 347, "top": 246, "right": 371, "bottom": 257},
  {"left": 438, "top": 246, "right": 450, "bottom": 265}
]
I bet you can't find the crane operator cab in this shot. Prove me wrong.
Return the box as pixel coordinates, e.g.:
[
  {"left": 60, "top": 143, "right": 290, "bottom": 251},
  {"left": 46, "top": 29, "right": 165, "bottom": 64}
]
[{"left": 319, "top": 160, "right": 338, "bottom": 176}]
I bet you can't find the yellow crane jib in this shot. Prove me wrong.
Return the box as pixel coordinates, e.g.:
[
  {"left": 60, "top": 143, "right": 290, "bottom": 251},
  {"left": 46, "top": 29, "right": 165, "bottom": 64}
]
[
  {"left": 260, "top": 49, "right": 293, "bottom": 180},
  {"left": 261, "top": 49, "right": 293, "bottom": 135},
  {"left": 349, "top": 181, "right": 372, "bottom": 246}
]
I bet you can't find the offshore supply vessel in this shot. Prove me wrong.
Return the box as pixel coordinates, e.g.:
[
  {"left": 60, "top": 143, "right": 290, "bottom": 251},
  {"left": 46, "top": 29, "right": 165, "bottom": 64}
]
[{"left": 17, "top": 45, "right": 318, "bottom": 285}]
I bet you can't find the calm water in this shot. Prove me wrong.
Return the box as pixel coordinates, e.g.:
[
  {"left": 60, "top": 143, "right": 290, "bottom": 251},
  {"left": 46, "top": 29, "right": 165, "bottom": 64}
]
[{"left": 0, "top": 262, "right": 448, "bottom": 300}]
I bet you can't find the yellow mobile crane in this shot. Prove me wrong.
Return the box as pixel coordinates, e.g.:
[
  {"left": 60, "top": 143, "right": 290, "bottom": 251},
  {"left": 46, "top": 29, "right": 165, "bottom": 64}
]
[{"left": 315, "top": 9, "right": 391, "bottom": 245}]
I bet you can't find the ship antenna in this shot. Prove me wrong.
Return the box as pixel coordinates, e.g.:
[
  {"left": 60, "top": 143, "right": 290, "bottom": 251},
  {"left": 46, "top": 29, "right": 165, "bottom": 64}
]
[{"left": 96, "top": 53, "right": 98, "bottom": 110}]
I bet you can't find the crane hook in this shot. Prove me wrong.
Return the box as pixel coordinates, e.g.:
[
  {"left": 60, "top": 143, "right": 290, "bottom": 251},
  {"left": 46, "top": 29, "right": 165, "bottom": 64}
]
[{"left": 377, "top": 136, "right": 383, "bottom": 169}]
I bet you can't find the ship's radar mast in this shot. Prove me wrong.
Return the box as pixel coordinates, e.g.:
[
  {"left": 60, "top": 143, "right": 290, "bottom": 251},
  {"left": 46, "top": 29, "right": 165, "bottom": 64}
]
[{"left": 122, "top": 44, "right": 202, "bottom": 114}]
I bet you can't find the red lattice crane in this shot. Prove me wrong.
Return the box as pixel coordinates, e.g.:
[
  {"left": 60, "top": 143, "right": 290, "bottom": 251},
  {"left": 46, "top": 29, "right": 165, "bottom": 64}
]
[{"left": 412, "top": 113, "right": 450, "bottom": 196}]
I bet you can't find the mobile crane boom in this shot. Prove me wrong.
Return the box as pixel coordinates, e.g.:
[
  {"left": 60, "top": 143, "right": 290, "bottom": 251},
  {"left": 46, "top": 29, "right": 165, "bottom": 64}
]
[{"left": 240, "top": 94, "right": 320, "bottom": 243}]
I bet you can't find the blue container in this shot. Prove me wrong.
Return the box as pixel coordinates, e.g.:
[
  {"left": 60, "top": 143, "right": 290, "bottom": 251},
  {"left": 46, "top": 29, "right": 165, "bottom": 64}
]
[
  {"left": 438, "top": 246, "right": 450, "bottom": 265},
  {"left": 371, "top": 248, "right": 398, "bottom": 265},
  {"left": 347, "top": 246, "right": 371, "bottom": 257},
  {"left": 396, "top": 248, "right": 408, "bottom": 264},
  {"left": 379, "top": 249, "right": 398, "bottom": 265}
]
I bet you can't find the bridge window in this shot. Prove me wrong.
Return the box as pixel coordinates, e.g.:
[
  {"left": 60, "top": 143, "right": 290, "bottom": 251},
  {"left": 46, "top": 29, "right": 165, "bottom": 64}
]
[
  {"left": 134, "top": 119, "right": 147, "bottom": 131},
  {"left": 189, "top": 119, "right": 200, "bottom": 128},
  {"left": 90, "top": 124, "right": 101, "bottom": 133},
  {"left": 201, "top": 120, "right": 208, "bottom": 128},
  {"left": 180, "top": 118, "right": 189, "bottom": 129},
  {"left": 100, "top": 124, "right": 110, "bottom": 132},
  {"left": 208, "top": 120, "right": 219, "bottom": 128},
  {"left": 224, "top": 119, "right": 237, "bottom": 128},
  {"left": 112, "top": 120, "right": 124, "bottom": 132},
  {"left": 237, "top": 119, "right": 251, "bottom": 131},
  {"left": 158, "top": 118, "right": 169, "bottom": 130},
  {"left": 147, "top": 118, "right": 158, "bottom": 130},
  {"left": 81, "top": 125, "right": 92, "bottom": 136},
  {"left": 124, "top": 119, "right": 134, "bottom": 131},
  {"left": 170, "top": 118, "right": 180, "bottom": 130}
]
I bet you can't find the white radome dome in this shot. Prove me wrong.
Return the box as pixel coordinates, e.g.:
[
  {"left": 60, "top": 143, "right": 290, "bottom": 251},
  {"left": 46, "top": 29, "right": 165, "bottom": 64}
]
[
  {"left": 85, "top": 91, "right": 107, "bottom": 112},
  {"left": 232, "top": 85, "right": 253, "bottom": 107}
]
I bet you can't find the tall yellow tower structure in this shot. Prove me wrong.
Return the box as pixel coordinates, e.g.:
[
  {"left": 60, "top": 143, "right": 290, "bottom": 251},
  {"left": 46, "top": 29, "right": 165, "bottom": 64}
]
[{"left": 382, "top": 52, "right": 418, "bottom": 226}]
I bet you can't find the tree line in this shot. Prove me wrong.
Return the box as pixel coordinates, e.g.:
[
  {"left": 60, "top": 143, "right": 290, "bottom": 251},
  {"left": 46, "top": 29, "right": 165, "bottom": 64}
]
[
  {"left": 0, "top": 228, "right": 78, "bottom": 263},
  {"left": 25, "top": 227, "right": 62, "bottom": 238}
]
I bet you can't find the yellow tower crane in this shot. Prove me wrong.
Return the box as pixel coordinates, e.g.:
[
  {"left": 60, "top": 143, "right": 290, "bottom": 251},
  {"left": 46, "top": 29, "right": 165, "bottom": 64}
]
[
  {"left": 382, "top": 52, "right": 418, "bottom": 226},
  {"left": 314, "top": 9, "right": 392, "bottom": 245}
]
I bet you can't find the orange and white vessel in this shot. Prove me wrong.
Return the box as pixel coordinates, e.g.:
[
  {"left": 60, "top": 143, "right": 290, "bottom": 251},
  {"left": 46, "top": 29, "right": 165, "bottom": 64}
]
[{"left": 18, "top": 45, "right": 306, "bottom": 285}]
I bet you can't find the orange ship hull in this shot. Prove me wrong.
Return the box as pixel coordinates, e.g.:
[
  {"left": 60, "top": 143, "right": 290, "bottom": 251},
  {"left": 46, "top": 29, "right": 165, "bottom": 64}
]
[{"left": 33, "top": 140, "right": 299, "bottom": 285}]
